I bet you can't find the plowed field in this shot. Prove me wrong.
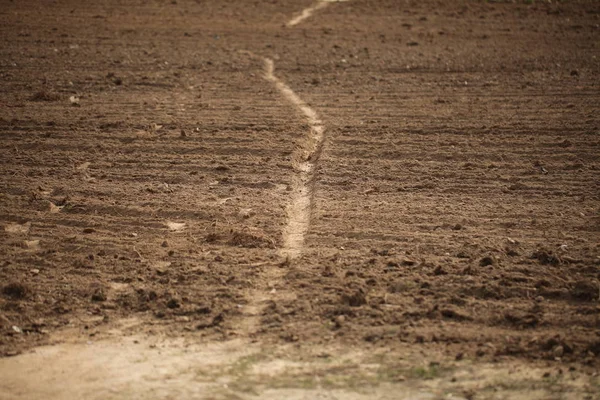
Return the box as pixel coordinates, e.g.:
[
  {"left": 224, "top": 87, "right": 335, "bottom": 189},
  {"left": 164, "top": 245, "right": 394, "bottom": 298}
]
[{"left": 1, "top": 1, "right": 599, "bottom": 399}]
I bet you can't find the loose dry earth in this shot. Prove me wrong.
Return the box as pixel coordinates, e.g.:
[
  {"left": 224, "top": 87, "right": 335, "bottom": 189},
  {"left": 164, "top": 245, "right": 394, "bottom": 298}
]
[{"left": 0, "top": 0, "right": 599, "bottom": 398}]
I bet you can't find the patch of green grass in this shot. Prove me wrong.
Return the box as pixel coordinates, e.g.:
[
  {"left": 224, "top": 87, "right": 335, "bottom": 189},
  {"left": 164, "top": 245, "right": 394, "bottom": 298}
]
[
  {"left": 377, "top": 365, "right": 408, "bottom": 382},
  {"left": 229, "top": 353, "right": 268, "bottom": 376},
  {"left": 410, "top": 364, "right": 440, "bottom": 380},
  {"left": 269, "top": 375, "right": 320, "bottom": 390}
]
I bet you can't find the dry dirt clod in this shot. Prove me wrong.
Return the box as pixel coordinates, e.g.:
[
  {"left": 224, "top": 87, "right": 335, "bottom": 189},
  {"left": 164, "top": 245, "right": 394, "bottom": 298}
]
[
  {"left": 2, "top": 282, "right": 29, "bottom": 300},
  {"left": 433, "top": 265, "right": 447, "bottom": 275},
  {"left": 153, "top": 261, "right": 171, "bottom": 275},
  {"left": 76, "top": 162, "right": 91, "bottom": 171},
  {"left": 401, "top": 258, "right": 416, "bottom": 266},
  {"left": 238, "top": 208, "right": 255, "bottom": 219},
  {"left": 479, "top": 256, "right": 495, "bottom": 267},
  {"left": 4, "top": 222, "right": 31, "bottom": 235},
  {"left": 341, "top": 290, "right": 367, "bottom": 307},
  {"left": 22, "top": 240, "right": 40, "bottom": 250},
  {"left": 166, "top": 298, "right": 180, "bottom": 309},
  {"left": 48, "top": 202, "right": 63, "bottom": 213},
  {"left": 91, "top": 289, "right": 107, "bottom": 302},
  {"left": 570, "top": 280, "right": 598, "bottom": 302},
  {"left": 29, "top": 90, "right": 61, "bottom": 102},
  {"left": 532, "top": 250, "right": 560, "bottom": 266},
  {"left": 69, "top": 95, "right": 80, "bottom": 106},
  {"left": 196, "top": 313, "right": 224, "bottom": 330},
  {"left": 553, "top": 345, "right": 565, "bottom": 358},
  {"left": 166, "top": 221, "right": 186, "bottom": 232}
]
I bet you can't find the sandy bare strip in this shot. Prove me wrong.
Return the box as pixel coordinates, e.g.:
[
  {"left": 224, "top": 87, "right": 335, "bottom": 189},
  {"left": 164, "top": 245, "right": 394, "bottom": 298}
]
[
  {"left": 263, "top": 58, "right": 325, "bottom": 260},
  {"left": 287, "top": 0, "right": 349, "bottom": 27}
]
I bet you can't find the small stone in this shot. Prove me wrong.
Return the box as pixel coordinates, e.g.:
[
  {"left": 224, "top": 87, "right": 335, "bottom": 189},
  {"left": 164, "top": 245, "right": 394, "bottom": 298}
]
[
  {"left": 553, "top": 345, "right": 564, "bottom": 358},
  {"left": 334, "top": 315, "right": 345, "bottom": 328},
  {"left": 161, "top": 240, "right": 169, "bottom": 247}
]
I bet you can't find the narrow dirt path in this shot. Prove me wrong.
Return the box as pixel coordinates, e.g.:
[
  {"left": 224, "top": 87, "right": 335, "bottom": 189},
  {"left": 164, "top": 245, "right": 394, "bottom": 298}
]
[
  {"left": 263, "top": 58, "right": 325, "bottom": 261},
  {"left": 287, "top": 0, "right": 349, "bottom": 27},
  {"left": 237, "top": 56, "right": 325, "bottom": 336}
]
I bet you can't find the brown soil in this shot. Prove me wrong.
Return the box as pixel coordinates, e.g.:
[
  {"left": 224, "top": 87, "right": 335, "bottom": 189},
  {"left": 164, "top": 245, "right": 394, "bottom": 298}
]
[{"left": 0, "top": 0, "right": 599, "bottom": 397}]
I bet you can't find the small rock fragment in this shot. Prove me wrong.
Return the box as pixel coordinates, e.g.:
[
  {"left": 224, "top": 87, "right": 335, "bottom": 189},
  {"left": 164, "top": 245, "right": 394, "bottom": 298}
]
[
  {"left": 76, "top": 162, "right": 91, "bottom": 171},
  {"left": 553, "top": 345, "right": 565, "bottom": 358},
  {"left": 4, "top": 222, "right": 31, "bottom": 234},
  {"left": 166, "top": 221, "right": 186, "bottom": 232}
]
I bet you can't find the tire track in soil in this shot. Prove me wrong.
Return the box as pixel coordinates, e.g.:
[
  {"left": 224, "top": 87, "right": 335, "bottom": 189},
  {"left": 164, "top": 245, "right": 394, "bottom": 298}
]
[
  {"left": 287, "top": 0, "right": 350, "bottom": 27},
  {"left": 237, "top": 56, "right": 325, "bottom": 336}
]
